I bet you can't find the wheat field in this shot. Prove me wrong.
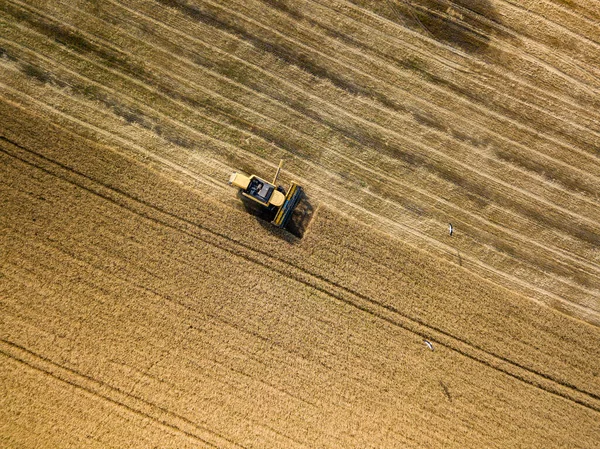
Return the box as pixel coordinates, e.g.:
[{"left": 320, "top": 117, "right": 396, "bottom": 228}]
[{"left": 1, "top": 0, "right": 599, "bottom": 447}]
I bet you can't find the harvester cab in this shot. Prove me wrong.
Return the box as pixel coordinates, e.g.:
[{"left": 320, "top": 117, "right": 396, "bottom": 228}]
[{"left": 228, "top": 160, "right": 303, "bottom": 229}]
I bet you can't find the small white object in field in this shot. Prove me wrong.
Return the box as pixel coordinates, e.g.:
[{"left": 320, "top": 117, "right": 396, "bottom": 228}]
[
  {"left": 424, "top": 340, "right": 434, "bottom": 351},
  {"left": 448, "top": 223, "right": 453, "bottom": 236}
]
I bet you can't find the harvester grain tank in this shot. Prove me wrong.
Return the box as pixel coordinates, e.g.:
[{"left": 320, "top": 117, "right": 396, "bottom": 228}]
[{"left": 228, "top": 160, "right": 303, "bottom": 229}]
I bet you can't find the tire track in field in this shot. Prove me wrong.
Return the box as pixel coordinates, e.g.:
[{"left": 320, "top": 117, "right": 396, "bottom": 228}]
[
  {"left": 4, "top": 70, "right": 599, "bottom": 318},
  {"left": 3, "top": 57, "right": 599, "bottom": 323},
  {"left": 3, "top": 4, "right": 596, "bottom": 312},
  {"left": 0, "top": 246, "right": 409, "bottom": 449},
  {"left": 316, "top": 0, "right": 600, "bottom": 125},
  {"left": 3, "top": 212, "right": 416, "bottom": 437},
  {"left": 177, "top": 0, "right": 600, "bottom": 184},
  {"left": 5, "top": 6, "right": 599, "bottom": 293},
  {"left": 0, "top": 340, "right": 246, "bottom": 449},
  {"left": 426, "top": 0, "right": 600, "bottom": 79},
  {"left": 348, "top": 0, "right": 600, "bottom": 94},
  {"left": 300, "top": 0, "right": 600, "bottom": 153},
  {"left": 24, "top": 0, "right": 600, "bottom": 228},
  {"left": 2, "top": 231, "right": 323, "bottom": 445},
  {"left": 57, "top": 0, "right": 600, "bottom": 231},
  {"left": 3, "top": 135, "right": 600, "bottom": 413},
  {"left": 220, "top": 0, "right": 597, "bottom": 195}
]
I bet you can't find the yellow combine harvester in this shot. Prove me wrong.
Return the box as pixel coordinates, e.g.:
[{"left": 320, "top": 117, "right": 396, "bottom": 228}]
[{"left": 228, "top": 160, "right": 303, "bottom": 229}]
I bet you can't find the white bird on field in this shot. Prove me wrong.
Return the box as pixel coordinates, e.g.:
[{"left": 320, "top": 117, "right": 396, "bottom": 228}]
[
  {"left": 448, "top": 223, "right": 453, "bottom": 236},
  {"left": 424, "top": 340, "right": 434, "bottom": 351}
]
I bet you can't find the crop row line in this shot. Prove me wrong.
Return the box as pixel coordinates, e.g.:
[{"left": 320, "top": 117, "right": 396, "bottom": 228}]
[
  {"left": 3, "top": 135, "right": 599, "bottom": 413},
  {"left": 301, "top": 0, "right": 600, "bottom": 146},
  {"left": 320, "top": 0, "right": 600, "bottom": 121},
  {"left": 9, "top": 0, "right": 600, "bottom": 252},
  {"left": 4, "top": 69, "right": 598, "bottom": 325},
  {"left": 4, "top": 20, "right": 599, "bottom": 299},
  {"left": 3, "top": 45, "right": 599, "bottom": 323},
  {"left": 0, "top": 339, "right": 243, "bottom": 449},
  {"left": 179, "top": 0, "right": 600, "bottom": 179},
  {"left": 3, "top": 0, "right": 596, "bottom": 231}
]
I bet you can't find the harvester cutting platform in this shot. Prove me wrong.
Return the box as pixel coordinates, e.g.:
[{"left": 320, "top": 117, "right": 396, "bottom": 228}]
[{"left": 228, "top": 160, "right": 303, "bottom": 229}]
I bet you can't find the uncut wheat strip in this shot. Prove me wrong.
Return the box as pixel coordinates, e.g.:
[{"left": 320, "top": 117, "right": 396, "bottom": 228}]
[
  {"left": 298, "top": 0, "right": 600, "bottom": 144},
  {"left": 10, "top": 5, "right": 600, "bottom": 286},
  {"left": 0, "top": 234, "right": 510, "bottom": 448},
  {"left": 106, "top": 0, "right": 600, "bottom": 226},
  {"left": 0, "top": 322, "right": 312, "bottom": 449},
  {"left": 4, "top": 9, "right": 600, "bottom": 304},
  {"left": 0, "top": 144, "right": 492, "bottom": 448},
  {"left": 196, "top": 0, "right": 600, "bottom": 183},
  {"left": 0, "top": 359, "right": 214, "bottom": 449},
  {"left": 5, "top": 141, "right": 599, "bottom": 410},
  {"left": 311, "top": 0, "right": 600, "bottom": 134},
  {"left": 0, "top": 148, "right": 328, "bottom": 412},
  {"left": 3, "top": 83, "right": 597, "bottom": 328},
  {"left": 1, "top": 210, "right": 398, "bottom": 440},
  {"left": 0, "top": 340, "right": 245, "bottom": 449},
  {"left": 0, "top": 234, "right": 321, "bottom": 449}
]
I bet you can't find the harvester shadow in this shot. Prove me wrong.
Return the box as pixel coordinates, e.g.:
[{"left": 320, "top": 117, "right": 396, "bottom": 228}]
[{"left": 239, "top": 190, "right": 315, "bottom": 243}]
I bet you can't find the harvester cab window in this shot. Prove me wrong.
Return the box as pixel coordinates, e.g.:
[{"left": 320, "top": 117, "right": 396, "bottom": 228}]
[{"left": 247, "top": 178, "right": 273, "bottom": 202}]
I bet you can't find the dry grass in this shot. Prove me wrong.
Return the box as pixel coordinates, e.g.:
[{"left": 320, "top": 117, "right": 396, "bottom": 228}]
[{"left": 1, "top": 0, "right": 600, "bottom": 447}]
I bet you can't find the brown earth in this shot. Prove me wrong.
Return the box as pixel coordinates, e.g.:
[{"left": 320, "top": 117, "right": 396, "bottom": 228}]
[{"left": 1, "top": 0, "right": 599, "bottom": 447}]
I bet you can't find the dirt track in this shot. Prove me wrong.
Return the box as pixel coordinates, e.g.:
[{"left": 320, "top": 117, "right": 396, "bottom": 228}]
[{"left": 1, "top": 0, "right": 600, "bottom": 447}]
